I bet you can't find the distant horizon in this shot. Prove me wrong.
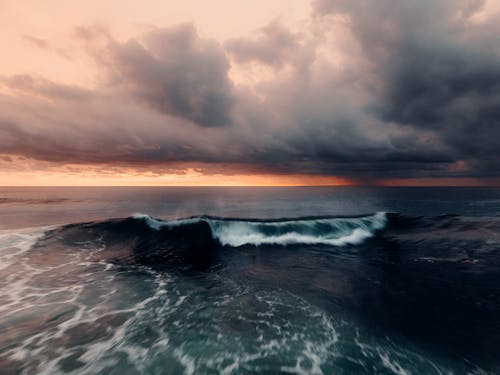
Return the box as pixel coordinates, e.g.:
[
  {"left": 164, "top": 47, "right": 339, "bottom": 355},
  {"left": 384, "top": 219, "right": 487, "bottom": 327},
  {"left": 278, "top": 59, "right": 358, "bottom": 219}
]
[{"left": 2, "top": 182, "right": 500, "bottom": 188}]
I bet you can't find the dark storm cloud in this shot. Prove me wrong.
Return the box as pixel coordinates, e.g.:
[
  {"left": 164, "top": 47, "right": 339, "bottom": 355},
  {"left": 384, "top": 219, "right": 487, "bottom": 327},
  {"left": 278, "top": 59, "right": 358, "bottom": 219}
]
[
  {"left": 313, "top": 0, "right": 500, "bottom": 169},
  {"left": 0, "top": 88, "right": 226, "bottom": 165},
  {"left": 2, "top": 1, "right": 500, "bottom": 181},
  {"left": 105, "top": 24, "right": 234, "bottom": 127}
]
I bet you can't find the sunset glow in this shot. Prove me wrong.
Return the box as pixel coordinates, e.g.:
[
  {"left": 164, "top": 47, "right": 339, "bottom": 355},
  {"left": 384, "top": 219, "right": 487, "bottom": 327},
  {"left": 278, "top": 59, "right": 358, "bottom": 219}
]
[{"left": 1, "top": 168, "right": 352, "bottom": 187}]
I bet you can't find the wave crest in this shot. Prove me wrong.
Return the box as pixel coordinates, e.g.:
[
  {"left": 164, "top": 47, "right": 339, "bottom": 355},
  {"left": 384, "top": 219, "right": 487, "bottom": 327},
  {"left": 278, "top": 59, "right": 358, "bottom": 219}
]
[{"left": 133, "top": 212, "right": 387, "bottom": 247}]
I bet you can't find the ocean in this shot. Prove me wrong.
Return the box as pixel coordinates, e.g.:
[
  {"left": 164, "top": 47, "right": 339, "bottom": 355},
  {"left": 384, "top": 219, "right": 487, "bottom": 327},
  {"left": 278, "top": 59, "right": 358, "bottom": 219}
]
[{"left": 1, "top": 186, "right": 499, "bottom": 374}]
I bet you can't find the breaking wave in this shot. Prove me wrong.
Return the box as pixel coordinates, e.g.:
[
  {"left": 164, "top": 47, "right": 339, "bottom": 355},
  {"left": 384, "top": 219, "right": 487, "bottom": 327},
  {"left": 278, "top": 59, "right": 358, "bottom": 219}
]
[{"left": 133, "top": 212, "right": 387, "bottom": 247}]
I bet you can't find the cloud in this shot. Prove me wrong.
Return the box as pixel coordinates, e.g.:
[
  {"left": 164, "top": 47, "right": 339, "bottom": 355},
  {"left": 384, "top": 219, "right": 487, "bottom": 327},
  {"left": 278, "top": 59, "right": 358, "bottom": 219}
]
[
  {"left": 1, "top": 74, "right": 92, "bottom": 101},
  {"left": 1, "top": 2, "right": 500, "bottom": 182},
  {"left": 313, "top": 0, "right": 500, "bottom": 173},
  {"left": 22, "top": 35, "right": 49, "bottom": 49},
  {"left": 99, "top": 24, "right": 235, "bottom": 127},
  {"left": 225, "top": 21, "right": 300, "bottom": 69}
]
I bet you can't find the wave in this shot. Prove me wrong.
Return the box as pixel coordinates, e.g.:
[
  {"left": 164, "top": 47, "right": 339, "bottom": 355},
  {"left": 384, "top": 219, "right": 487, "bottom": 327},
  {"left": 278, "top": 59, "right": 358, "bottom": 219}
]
[
  {"left": 132, "top": 212, "right": 387, "bottom": 247},
  {"left": 6, "top": 212, "right": 495, "bottom": 275}
]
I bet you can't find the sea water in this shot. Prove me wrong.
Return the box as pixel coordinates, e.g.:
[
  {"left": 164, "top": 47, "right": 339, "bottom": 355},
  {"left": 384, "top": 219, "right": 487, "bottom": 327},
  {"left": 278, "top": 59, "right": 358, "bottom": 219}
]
[{"left": 1, "top": 186, "right": 499, "bottom": 374}]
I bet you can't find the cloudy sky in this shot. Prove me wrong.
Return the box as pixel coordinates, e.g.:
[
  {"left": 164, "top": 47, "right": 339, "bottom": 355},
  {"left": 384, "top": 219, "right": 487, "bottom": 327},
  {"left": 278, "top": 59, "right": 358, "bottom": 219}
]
[{"left": 1, "top": 0, "right": 500, "bottom": 185}]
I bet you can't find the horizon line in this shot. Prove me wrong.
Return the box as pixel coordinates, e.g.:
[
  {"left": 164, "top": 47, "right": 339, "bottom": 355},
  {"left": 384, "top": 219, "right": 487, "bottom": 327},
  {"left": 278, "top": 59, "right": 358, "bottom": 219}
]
[{"left": 1, "top": 184, "right": 499, "bottom": 188}]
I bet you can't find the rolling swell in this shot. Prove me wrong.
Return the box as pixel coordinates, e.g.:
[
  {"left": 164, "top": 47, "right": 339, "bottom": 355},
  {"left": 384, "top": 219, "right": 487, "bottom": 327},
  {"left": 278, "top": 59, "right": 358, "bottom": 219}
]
[
  {"left": 133, "top": 212, "right": 388, "bottom": 247},
  {"left": 39, "top": 213, "right": 387, "bottom": 272},
  {"left": 38, "top": 212, "right": 499, "bottom": 273}
]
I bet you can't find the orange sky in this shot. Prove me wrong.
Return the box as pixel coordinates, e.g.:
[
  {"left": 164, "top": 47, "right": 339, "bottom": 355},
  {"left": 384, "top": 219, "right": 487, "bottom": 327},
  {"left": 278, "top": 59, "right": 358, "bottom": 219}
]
[
  {"left": 0, "top": 0, "right": 311, "bottom": 86},
  {"left": 0, "top": 169, "right": 351, "bottom": 187},
  {"left": 0, "top": 0, "right": 320, "bottom": 186}
]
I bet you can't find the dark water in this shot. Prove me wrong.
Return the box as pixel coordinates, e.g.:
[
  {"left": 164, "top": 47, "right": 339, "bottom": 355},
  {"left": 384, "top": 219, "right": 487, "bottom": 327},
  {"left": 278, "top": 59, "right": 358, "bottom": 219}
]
[{"left": 1, "top": 187, "right": 500, "bottom": 374}]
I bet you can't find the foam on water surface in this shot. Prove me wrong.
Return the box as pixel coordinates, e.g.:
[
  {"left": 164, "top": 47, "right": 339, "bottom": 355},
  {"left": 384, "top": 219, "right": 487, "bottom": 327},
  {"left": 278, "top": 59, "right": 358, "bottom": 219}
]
[{"left": 133, "top": 212, "right": 387, "bottom": 247}]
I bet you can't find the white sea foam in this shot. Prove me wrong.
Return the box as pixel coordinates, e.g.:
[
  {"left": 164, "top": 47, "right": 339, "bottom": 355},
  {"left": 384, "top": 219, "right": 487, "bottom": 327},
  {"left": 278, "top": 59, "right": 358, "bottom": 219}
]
[
  {"left": 0, "top": 221, "right": 459, "bottom": 375},
  {"left": 134, "top": 212, "right": 387, "bottom": 247},
  {"left": 0, "top": 226, "right": 54, "bottom": 273}
]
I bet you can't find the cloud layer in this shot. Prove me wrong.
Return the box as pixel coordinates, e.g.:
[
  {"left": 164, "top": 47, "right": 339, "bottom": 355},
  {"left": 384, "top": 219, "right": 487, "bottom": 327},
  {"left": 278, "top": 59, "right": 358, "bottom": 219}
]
[{"left": 1, "top": 0, "right": 499, "bottom": 182}]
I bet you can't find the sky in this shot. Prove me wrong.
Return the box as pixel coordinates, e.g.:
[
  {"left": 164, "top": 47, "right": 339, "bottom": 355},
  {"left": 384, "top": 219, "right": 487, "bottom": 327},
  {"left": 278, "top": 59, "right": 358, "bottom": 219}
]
[{"left": 1, "top": 0, "right": 500, "bottom": 186}]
